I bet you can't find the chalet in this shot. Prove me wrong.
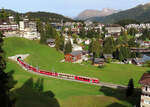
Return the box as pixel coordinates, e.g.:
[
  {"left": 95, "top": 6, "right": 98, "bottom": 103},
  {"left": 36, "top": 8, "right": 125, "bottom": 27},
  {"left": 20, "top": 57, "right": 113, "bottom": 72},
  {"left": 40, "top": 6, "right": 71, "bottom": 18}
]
[
  {"left": 93, "top": 58, "right": 105, "bottom": 66},
  {"left": 137, "top": 41, "right": 150, "bottom": 48},
  {"left": 131, "top": 48, "right": 150, "bottom": 53},
  {"left": 84, "top": 39, "right": 91, "bottom": 45},
  {"left": 76, "top": 38, "right": 83, "bottom": 44},
  {"left": 132, "top": 55, "right": 150, "bottom": 66},
  {"left": 139, "top": 73, "right": 150, "bottom": 107},
  {"left": 46, "top": 39, "right": 56, "bottom": 47},
  {"left": 0, "top": 20, "right": 18, "bottom": 31},
  {"left": 72, "top": 44, "right": 83, "bottom": 51},
  {"left": 104, "top": 54, "right": 113, "bottom": 59},
  {"left": 65, "top": 51, "right": 82, "bottom": 63},
  {"left": 105, "top": 24, "right": 122, "bottom": 37}
]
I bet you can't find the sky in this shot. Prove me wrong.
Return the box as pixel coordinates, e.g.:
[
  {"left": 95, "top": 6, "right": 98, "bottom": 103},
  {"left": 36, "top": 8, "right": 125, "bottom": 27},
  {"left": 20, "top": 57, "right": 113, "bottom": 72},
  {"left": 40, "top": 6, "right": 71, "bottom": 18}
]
[{"left": 0, "top": 0, "right": 150, "bottom": 17}]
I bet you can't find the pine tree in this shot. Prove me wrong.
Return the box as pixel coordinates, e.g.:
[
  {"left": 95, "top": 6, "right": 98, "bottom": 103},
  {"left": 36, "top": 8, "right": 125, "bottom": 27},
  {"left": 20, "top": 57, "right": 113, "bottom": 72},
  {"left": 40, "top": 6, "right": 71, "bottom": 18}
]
[
  {"left": 55, "top": 35, "right": 61, "bottom": 51},
  {"left": 15, "top": 13, "right": 21, "bottom": 25},
  {"left": 103, "top": 37, "right": 115, "bottom": 54},
  {"left": 64, "top": 40, "right": 72, "bottom": 54},
  {"left": 126, "top": 78, "right": 134, "bottom": 97},
  {"left": 0, "top": 31, "right": 13, "bottom": 107},
  {"left": 59, "top": 36, "right": 65, "bottom": 51},
  {"left": 40, "top": 29, "right": 46, "bottom": 44}
]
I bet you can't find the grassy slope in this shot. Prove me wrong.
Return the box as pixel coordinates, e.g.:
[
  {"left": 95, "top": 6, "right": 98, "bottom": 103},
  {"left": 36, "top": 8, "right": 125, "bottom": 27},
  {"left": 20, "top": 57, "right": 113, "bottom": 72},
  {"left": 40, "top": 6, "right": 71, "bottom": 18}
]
[
  {"left": 4, "top": 37, "right": 144, "bottom": 107},
  {"left": 4, "top": 37, "right": 149, "bottom": 87}
]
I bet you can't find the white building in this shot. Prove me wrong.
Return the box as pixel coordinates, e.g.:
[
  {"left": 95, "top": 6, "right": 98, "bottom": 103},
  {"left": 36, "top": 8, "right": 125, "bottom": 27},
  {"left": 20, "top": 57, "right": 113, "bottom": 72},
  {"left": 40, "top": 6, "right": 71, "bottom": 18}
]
[
  {"left": 19, "top": 21, "right": 40, "bottom": 40},
  {"left": 84, "top": 39, "right": 91, "bottom": 45},
  {"left": 72, "top": 44, "right": 83, "bottom": 51}
]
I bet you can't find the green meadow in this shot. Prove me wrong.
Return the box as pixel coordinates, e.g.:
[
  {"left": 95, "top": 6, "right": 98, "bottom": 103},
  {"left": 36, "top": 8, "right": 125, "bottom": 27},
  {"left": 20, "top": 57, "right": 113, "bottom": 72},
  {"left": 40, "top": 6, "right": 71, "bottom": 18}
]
[{"left": 4, "top": 37, "right": 145, "bottom": 107}]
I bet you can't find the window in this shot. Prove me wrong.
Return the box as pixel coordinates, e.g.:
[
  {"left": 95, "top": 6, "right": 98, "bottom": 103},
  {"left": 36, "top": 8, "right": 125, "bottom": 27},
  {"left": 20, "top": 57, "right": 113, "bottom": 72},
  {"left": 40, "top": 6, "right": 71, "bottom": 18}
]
[
  {"left": 145, "top": 86, "right": 148, "bottom": 91},
  {"left": 144, "top": 100, "right": 150, "bottom": 105}
]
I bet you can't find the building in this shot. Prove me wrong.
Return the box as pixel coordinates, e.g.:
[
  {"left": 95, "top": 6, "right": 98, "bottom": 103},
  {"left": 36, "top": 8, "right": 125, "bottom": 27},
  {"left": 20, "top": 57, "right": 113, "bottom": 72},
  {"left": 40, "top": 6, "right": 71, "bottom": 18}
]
[
  {"left": 84, "top": 39, "right": 91, "bottom": 45},
  {"left": 139, "top": 73, "right": 150, "bottom": 107},
  {"left": 132, "top": 55, "right": 150, "bottom": 66},
  {"left": 105, "top": 25, "right": 122, "bottom": 34},
  {"left": 19, "top": 20, "right": 40, "bottom": 40},
  {"left": 72, "top": 44, "right": 83, "bottom": 51},
  {"left": 65, "top": 51, "right": 82, "bottom": 63},
  {"left": 104, "top": 54, "right": 113, "bottom": 59},
  {"left": 0, "top": 21, "right": 18, "bottom": 31},
  {"left": 93, "top": 58, "right": 105, "bottom": 66},
  {"left": 131, "top": 48, "right": 150, "bottom": 53},
  {"left": 46, "top": 39, "right": 55, "bottom": 47}
]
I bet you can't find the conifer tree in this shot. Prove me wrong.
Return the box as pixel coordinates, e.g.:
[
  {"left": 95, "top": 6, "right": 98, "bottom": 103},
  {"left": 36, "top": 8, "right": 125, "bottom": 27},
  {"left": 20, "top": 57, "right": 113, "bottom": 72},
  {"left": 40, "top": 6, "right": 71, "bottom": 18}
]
[
  {"left": 126, "top": 78, "right": 134, "bottom": 97},
  {"left": 64, "top": 40, "right": 72, "bottom": 54},
  {"left": 0, "top": 32, "right": 13, "bottom": 107}
]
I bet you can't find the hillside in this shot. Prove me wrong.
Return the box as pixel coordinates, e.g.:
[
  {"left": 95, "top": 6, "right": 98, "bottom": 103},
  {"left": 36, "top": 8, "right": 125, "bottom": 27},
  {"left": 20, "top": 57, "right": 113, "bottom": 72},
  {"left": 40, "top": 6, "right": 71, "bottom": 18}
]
[
  {"left": 88, "top": 3, "right": 150, "bottom": 23},
  {"left": 3, "top": 9, "right": 73, "bottom": 22},
  {"left": 75, "top": 8, "right": 119, "bottom": 20},
  {"left": 26, "top": 11, "right": 73, "bottom": 22},
  {"left": 4, "top": 37, "right": 135, "bottom": 107}
]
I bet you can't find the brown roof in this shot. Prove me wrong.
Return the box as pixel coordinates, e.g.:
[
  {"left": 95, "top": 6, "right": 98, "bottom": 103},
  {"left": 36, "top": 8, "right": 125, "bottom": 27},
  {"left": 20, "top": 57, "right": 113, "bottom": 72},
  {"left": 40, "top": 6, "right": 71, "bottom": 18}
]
[{"left": 139, "top": 73, "right": 150, "bottom": 86}]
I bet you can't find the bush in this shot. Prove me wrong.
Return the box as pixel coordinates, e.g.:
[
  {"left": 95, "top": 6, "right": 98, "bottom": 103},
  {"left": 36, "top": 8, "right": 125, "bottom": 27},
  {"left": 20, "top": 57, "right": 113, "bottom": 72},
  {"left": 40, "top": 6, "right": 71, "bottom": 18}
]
[{"left": 106, "top": 58, "right": 112, "bottom": 63}]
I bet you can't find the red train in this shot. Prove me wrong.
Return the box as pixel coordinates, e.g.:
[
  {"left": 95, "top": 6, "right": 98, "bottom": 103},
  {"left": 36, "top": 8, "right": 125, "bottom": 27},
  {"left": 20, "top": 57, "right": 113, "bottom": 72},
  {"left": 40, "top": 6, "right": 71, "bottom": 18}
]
[{"left": 17, "top": 57, "right": 99, "bottom": 84}]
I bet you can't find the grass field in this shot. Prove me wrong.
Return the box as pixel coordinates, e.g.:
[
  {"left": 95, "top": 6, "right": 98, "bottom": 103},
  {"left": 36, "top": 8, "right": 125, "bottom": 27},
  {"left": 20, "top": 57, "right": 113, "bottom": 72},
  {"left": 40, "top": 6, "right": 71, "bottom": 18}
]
[
  {"left": 4, "top": 37, "right": 149, "bottom": 87},
  {"left": 3, "top": 37, "right": 145, "bottom": 107}
]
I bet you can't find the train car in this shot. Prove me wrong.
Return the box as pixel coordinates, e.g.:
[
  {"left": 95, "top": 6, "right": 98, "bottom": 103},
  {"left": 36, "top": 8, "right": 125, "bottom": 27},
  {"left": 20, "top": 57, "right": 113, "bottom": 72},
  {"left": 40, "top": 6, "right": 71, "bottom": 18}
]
[
  {"left": 91, "top": 78, "right": 99, "bottom": 83},
  {"left": 74, "top": 76, "right": 99, "bottom": 83},
  {"left": 74, "top": 76, "right": 90, "bottom": 82},
  {"left": 17, "top": 56, "right": 100, "bottom": 84},
  {"left": 58, "top": 73, "right": 75, "bottom": 79}
]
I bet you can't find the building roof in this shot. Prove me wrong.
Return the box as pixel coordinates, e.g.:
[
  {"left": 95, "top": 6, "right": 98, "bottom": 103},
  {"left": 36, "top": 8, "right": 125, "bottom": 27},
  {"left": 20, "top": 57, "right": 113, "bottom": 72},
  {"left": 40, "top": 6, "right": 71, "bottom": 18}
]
[
  {"left": 139, "top": 73, "right": 150, "bottom": 86},
  {"left": 104, "top": 54, "right": 113, "bottom": 59},
  {"left": 94, "top": 58, "right": 104, "bottom": 63},
  {"left": 46, "top": 39, "right": 55, "bottom": 43},
  {"left": 106, "top": 24, "right": 121, "bottom": 27},
  {"left": 70, "top": 51, "right": 82, "bottom": 56},
  {"left": 134, "top": 55, "right": 150, "bottom": 64}
]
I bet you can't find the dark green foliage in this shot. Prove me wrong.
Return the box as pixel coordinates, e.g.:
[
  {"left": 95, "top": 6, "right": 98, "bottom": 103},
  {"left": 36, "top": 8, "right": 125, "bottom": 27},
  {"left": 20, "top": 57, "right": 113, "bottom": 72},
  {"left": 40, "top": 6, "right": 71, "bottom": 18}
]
[
  {"left": 40, "top": 23, "right": 58, "bottom": 44},
  {"left": 127, "top": 28, "right": 138, "bottom": 36},
  {"left": 40, "top": 29, "right": 46, "bottom": 44},
  {"left": 0, "top": 8, "right": 9, "bottom": 20},
  {"left": 144, "top": 61, "right": 150, "bottom": 67},
  {"left": 0, "top": 31, "right": 14, "bottom": 107},
  {"left": 89, "top": 39, "right": 102, "bottom": 58},
  {"left": 100, "top": 86, "right": 140, "bottom": 107},
  {"left": 114, "top": 46, "right": 131, "bottom": 61},
  {"left": 128, "top": 38, "right": 139, "bottom": 48},
  {"left": 26, "top": 11, "right": 73, "bottom": 23},
  {"left": 116, "top": 19, "right": 139, "bottom": 27},
  {"left": 55, "top": 34, "right": 64, "bottom": 51},
  {"left": 103, "top": 37, "right": 115, "bottom": 54},
  {"left": 64, "top": 40, "right": 72, "bottom": 54},
  {"left": 139, "top": 28, "right": 150, "bottom": 40},
  {"left": 36, "top": 19, "right": 43, "bottom": 33},
  {"left": 0, "top": 9, "right": 73, "bottom": 23},
  {"left": 126, "top": 79, "right": 134, "bottom": 97},
  {"left": 15, "top": 13, "right": 21, "bottom": 25},
  {"left": 79, "top": 27, "right": 86, "bottom": 38}
]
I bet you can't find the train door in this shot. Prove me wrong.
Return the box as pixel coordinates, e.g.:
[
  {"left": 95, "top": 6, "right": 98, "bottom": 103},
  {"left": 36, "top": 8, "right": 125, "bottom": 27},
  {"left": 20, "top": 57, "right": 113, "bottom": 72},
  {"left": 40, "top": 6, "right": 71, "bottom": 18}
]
[{"left": 90, "top": 79, "right": 93, "bottom": 83}]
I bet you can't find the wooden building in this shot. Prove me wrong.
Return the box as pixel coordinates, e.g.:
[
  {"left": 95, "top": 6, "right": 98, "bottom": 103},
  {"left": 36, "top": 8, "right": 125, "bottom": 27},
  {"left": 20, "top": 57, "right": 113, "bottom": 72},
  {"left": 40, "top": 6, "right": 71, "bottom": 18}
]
[
  {"left": 65, "top": 51, "right": 82, "bottom": 63},
  {"left": 139, "top": 73, "right": 150, "bottom": 107}
]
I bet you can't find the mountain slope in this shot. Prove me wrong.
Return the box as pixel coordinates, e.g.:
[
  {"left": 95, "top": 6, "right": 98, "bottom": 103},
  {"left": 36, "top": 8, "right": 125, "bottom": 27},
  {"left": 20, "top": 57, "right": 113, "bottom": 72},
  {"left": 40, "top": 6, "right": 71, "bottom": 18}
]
[
  {"left": 26, "top": 11, "right": 73, "bottom": 22},
  {"left": 89, "top": 3, "right": 150, "bottom": 23},
  {"left": 75, "top": 8, "right": 119, "bottom": 20},
  {"left": 88, "top": 3, "right": 150, "bottom": 23},
  {"left": 2, "top": 9, "right": 73, "bottom": 22}
]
